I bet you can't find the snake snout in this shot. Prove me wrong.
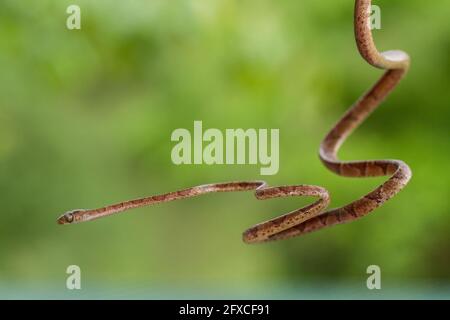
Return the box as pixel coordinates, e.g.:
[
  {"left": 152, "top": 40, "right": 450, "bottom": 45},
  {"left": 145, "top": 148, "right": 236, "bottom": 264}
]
[
  {"left": 57, "top": 214, "right": 71, "bottom": 225},
  {"left": 56, "top": 209, "right": 84, "bottom": 225}
]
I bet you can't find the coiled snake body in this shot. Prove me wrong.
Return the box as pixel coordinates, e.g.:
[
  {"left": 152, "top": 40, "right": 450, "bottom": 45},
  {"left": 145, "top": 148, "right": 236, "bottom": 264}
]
[{"left": 57, "top": 0, "right": 412, "bottom": 244}]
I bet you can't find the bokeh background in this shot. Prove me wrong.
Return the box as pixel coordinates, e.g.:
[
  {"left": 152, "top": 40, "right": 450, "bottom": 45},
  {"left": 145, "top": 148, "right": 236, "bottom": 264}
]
[{"left": 0, "top": 0, "right": 449, "bottom": 299}]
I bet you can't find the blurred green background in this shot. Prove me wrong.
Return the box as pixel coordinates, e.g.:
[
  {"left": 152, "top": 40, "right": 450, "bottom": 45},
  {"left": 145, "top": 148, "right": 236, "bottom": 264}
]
[{"left": 0, "top": 0, "right": 449, "bottom": 299}]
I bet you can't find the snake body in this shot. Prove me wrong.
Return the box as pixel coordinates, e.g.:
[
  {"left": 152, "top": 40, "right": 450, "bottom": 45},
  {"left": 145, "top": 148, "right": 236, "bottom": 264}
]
[{"left": 57, "top": 0, "right": 412, "bottom": 244}]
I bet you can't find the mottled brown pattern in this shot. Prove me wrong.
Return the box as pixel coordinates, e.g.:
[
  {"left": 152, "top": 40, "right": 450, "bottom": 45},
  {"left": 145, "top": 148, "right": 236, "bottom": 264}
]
[{"left": 57, "top": 0, "right": 412, "bottom": 244}]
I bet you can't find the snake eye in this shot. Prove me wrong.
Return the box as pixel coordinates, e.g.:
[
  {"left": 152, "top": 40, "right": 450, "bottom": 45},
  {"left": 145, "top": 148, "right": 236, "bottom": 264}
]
[
  {"left": 64, "top": 212, "right": 73, "bottom": 223},
  {"left": 65, "top": 212, "right": 74, "bottom": 223}
]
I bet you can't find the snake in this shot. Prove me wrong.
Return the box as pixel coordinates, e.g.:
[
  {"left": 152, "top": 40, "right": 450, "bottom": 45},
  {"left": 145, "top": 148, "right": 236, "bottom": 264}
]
[{"left": 57, "top": 0, "right": 412, "bottom": 244}]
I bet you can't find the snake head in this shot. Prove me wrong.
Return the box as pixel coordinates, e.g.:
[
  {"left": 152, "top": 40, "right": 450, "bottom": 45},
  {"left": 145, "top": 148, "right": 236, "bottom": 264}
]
[{"left": 57, "top": 209, "right": 85, "bottom": 225}]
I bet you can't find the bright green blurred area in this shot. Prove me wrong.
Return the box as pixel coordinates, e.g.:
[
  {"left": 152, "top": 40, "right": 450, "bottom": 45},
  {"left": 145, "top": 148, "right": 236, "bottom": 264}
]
[{"left": 0, "top": 0, "right": 449, "bottom": 299}]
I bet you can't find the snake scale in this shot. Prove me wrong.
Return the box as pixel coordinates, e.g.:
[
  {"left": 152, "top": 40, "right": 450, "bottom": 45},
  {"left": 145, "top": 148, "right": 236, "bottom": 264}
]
[{"left": 57, "top": 0, "right": 412, "bottom": 244}]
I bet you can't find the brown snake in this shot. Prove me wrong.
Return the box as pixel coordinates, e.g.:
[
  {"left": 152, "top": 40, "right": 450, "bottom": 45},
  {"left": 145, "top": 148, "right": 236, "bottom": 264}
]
[{"left": 57, "top": 0, "right": 412, "bottom": 244}]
